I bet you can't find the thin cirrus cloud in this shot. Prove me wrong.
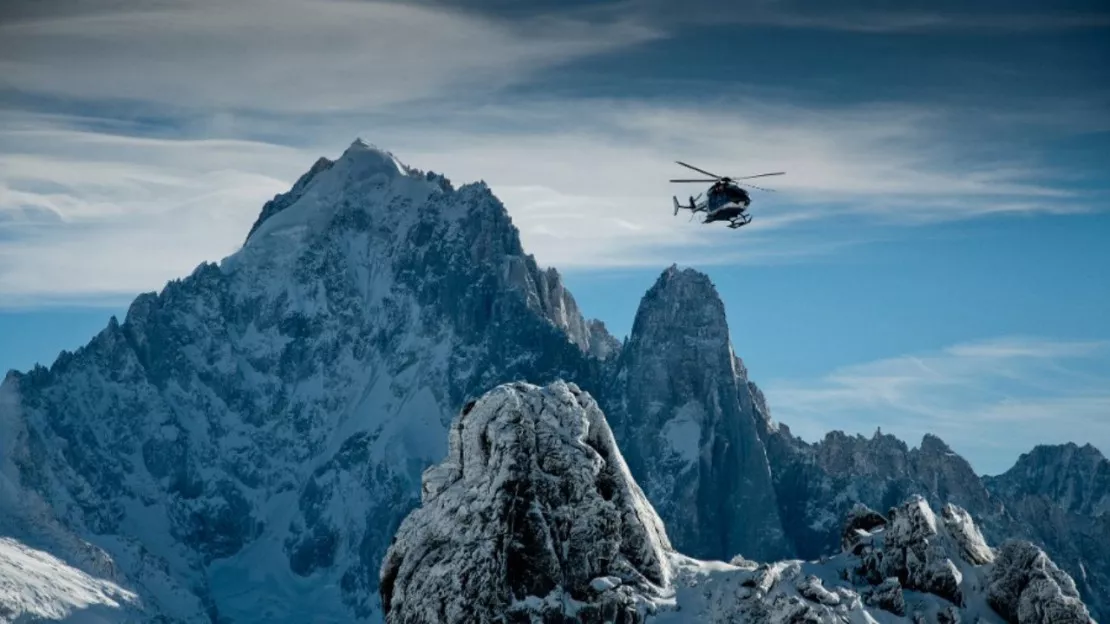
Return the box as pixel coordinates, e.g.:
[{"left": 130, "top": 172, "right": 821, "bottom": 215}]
[
  {"left": 0, "top": 0, "right": 661, "bottom": 114},
  {"left": 761, "top": 336, "right": 1110, "bottom": 474},
  {"left": 0, "top": 0, "right": 1104, "bottom": 305}
]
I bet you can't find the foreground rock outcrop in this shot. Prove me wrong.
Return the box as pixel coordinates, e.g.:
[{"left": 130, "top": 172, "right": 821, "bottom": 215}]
[
  {"left": 381, "top": 381, "right": 1096, "bottom": 624},
  {"left": 380, "top": 381, "right": 671, "bottom": 623}
]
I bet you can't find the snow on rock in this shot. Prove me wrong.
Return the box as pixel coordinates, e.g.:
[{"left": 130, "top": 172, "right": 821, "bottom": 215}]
[
  {"left": 987, "top": 540, "right": 1094, "bottom": 624},
  {"left": 840, "top": 503, "right": 889, "bottom": 552},
  {"left": 0, "top": 139, "right": 609, "bottom": 621},
  {"left": 380, "top": 380, "right": 671, "bottom": 623},
  {"left": 0, "top": 536, "right": 143, "bottom": 622},
  {"left": 848, "top": 496, "right": 994, "bottom": 606},
  {"left": 759, "top": 421, "right": 1110, "bottom": 621},
  {"left": 381, "top": 381, "right": 1096, "bottom": 624}
]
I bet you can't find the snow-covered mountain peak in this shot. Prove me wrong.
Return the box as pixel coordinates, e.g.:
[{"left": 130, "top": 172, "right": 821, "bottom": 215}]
[
  {"left": 0, "top": 142, "right": 617, "bottom": 621},
  {"left": 334, "top": 138, "right": 408, "bottom": 180}
]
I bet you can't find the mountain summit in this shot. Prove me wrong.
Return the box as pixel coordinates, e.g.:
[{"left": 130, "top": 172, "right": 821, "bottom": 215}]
[{"left": 0, "top": 140, "right": 610, "bottom": 621}]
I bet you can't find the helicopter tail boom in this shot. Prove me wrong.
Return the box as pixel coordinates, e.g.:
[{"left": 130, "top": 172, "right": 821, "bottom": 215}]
[{"left": 673, "top": 196, "right": 681, "bottom": 216}]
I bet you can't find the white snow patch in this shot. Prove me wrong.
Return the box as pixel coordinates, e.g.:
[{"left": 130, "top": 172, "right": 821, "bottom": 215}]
[
  {"left": 0, "top": 537, "right": 140, "bottom": 622},
  {"left": 660, "top": 400, "right": 704, "bottom": 465},
  {"left": 589, "top": 576, "right": 622, "bottom": 591}
]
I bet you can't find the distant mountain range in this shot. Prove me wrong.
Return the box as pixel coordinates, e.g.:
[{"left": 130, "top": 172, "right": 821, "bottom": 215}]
[{"left": 1, "top": 140, "right": 1104, "bottom": 622}]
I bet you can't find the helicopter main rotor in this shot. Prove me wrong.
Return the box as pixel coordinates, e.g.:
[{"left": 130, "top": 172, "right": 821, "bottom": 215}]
[{"left": 670, "top": 160, "right": 784, "bottom": 191}]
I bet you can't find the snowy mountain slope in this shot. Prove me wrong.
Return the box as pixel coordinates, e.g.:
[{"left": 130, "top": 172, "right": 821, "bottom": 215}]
[
  {"left": 602, "top": 265, "right": 790, "bottom": 562},
  {"left": 0, "top": 140, "right": 612, "bottom": 622},
  {"left": 0, "top": 536, "right": 145, "bottom": 623},
  {"left": 380, "top": 380, "right": 1095, "bottom": 623}
]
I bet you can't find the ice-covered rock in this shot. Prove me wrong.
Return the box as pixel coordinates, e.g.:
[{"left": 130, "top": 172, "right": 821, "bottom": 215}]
[
  {"left": 380, "top": 380, "right": 670, "bottom": 623},
  {"left": 752, "top": 399, "right": 1110, "bottom": 621},
  {"left": 841, "top": 503, "right": 888, "bottom": 552},
  {"left": 862, "top": 578, "right": 906, "bottom": 615},
  {"left": 987, "top": 540, "right": 1094, "bottom": 624},
  {"left": 842, "top": 496, "right": 1094, "bottom": 623}
]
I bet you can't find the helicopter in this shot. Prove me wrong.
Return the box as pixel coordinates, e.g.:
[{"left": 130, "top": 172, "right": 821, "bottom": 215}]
[{"left": 670, "top": 161, "right": 784, "bottom": 229}]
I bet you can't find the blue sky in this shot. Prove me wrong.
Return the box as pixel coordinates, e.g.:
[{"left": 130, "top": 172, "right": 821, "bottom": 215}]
[{"left": 1, "top": 0, "right": 1107, "bottom": 475}]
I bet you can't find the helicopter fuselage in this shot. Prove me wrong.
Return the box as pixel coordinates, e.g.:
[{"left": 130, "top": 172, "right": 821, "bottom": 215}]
[{"left": 669, "top": 160, "right": 779, "bottom": 229}]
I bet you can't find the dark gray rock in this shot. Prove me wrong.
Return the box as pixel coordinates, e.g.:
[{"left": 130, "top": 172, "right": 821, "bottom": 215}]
[
  {"left": 603, "top": 265, "right": 790, "bottom": 562},
  {"left": 862, "top": 578, "right": 906, "bottom": 616}
]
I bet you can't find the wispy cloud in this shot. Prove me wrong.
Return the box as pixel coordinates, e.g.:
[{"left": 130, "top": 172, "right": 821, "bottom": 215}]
[
  {"left": 0, "top": 92, "right": 1102, "bottom": 304},
  {"left": 762, "top": 336, "right": 1110, "bottom": 474},
  {"left": 0, "top": 0, "right": 659, "bottom": 114},
  {"left": 0, "top": 0, "right": 1104, "bottom": 305},
  {"left": 0, "top": 119, "right": 312, "bottom": 305}
]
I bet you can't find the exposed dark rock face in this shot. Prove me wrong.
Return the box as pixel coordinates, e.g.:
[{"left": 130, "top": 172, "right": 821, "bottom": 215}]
[
  {"left": 603, "top": 265, "right": 790, "bottom": 562},
  {"left": 984, "top": 443, "right": 1110, "bottom": 620}
]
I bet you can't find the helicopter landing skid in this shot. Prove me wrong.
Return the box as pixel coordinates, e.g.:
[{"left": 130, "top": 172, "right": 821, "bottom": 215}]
[{"left": 727, "top": 215, "right": 753, "bottom": 229}]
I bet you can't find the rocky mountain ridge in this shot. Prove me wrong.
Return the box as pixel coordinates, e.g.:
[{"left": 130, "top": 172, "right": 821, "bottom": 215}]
[
  {"left": 754, "top": 410, "right": 1110, "bottom": 620},
  {"left": 0, "top": 139, "right": 1104, "bottom": 622},
  {"left": 380, "top": 380, "right": 1095, "bottom": 623}
]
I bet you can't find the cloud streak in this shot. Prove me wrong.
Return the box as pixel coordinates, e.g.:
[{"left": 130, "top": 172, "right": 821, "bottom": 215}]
[
  {"left": 0, "top": 0, "right": 1105, "bottom": 305},
  {"left": 761, "top": 336, "right": 1110, "bottom": 474},
  {"left": 0, "top": 92, "right": 1103, "bottom": 304},
  {"left": 0, "top": 0, "right": 660, "bottom": 113}
]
